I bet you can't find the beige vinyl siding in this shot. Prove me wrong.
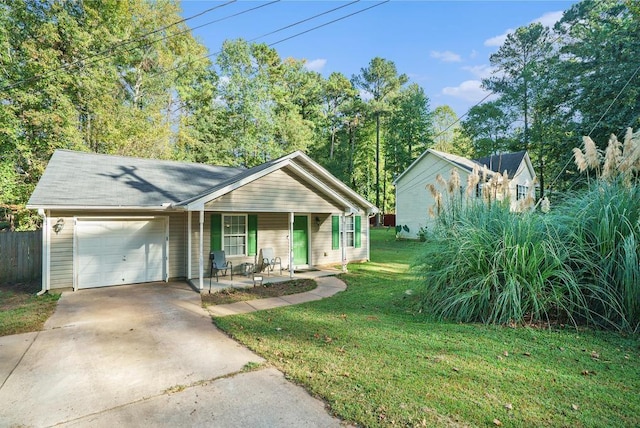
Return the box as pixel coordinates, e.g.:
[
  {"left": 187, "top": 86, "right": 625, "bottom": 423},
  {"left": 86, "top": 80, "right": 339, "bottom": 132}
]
[
  {"left": 311, "top": 212, "right": 369, "bottom": 266},
  {"left": 48, "top": 214, "right": 74, "bottom": 289},
  {"left": 395, "top": 155, "right": 470, "bottom": 239},
  {"left": 205, "top": 168, "right": 344, "bottom": 213},
  {"left": 168, "top": 212, "right": 187, "bottom": 279}
]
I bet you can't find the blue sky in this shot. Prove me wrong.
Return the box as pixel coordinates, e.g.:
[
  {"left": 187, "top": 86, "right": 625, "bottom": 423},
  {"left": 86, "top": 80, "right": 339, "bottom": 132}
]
[{"left": 180, "top": 0, "right": 578, "bottom": 117}]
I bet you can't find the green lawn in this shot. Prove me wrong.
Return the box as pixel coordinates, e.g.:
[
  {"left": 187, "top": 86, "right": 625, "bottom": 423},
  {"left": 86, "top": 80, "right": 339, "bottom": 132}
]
[
  {"left": 215, "top": 228, "right": 640, "bottom": 427},
  {"left": 0, "top": 281, "right": 60, "bottom": 336}
]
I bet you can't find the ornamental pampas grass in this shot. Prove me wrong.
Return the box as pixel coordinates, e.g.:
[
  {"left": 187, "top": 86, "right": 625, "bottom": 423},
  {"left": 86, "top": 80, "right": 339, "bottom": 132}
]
[
  {"left": 602, "top": 133, "right": 623, "bottom": 181},
  {"left": 466, "top": 167, "right": 480, "bottom": 197},
  {"left": 448, "top": 169, "right": 460, "bottom": 194},
  {"left": 573, "top": 147, "right": 588, "bottom": 173},
  {"left": 583, "top": 136, "right": 602, "bottom": 170}
]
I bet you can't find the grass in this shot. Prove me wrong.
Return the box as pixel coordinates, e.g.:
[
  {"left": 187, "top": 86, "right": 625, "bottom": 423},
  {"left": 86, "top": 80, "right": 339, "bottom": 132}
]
[
  {"left": 0, "top": 281, "right": 60, "bottom": 336},
  {"left": 201, "top": 279, "right": 317, "bottom": 305},
  {"left": 214, "top": 228, "right": 640, "bottom": 427}
]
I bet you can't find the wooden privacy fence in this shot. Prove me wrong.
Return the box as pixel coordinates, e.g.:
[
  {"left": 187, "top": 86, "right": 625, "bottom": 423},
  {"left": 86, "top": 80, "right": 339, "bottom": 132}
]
[{"left": 0, "top": 231, "right": 42, "bottom": 283}]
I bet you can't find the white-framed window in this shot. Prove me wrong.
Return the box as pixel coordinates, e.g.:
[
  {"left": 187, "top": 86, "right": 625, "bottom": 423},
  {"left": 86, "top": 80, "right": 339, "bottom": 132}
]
[
  {"left": 516, "top": 184, "right": 528, "bottom": 201},
  {"left": 342, "top": 216, "right": 355, "bottom": 248},
  {"left": 223, "top": 214, "right": 246, "bottom": 256}
]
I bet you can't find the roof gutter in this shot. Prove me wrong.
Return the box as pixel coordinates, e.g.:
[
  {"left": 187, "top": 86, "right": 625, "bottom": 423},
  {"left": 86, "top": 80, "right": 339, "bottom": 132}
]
[{"left": 25, "top": 204, "right": 183, "bottom": 211}]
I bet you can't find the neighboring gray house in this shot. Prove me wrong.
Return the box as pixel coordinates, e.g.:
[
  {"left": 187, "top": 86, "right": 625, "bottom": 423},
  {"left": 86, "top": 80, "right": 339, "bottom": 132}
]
[
  {"left": 393, "top": 149, "right": 536, "bottom": 239},
  {"left": 27, "top": 150, "right": 377, "bottom": 292}
]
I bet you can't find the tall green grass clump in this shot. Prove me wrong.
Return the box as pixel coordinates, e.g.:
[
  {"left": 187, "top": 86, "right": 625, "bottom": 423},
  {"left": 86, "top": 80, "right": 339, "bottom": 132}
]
[
  {"left": 560, "top": 129, "right": 640, "bottom": 331},
  {"left": 416, "top": 200, "right": 592, "bottom": 326},
  {"left": 417, "top": 129, "right": 639, "bottom": 330}
]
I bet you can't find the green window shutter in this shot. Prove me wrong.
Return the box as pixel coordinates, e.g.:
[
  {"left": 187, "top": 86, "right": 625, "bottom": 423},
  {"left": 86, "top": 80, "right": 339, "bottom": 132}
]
[
  {"left": 354, "top": 215, "right": 362, "bottom": 248},
  {"left": 210, "top": 214, "right": 222, "bottom": 251},
  {"left": 331, "top": 215, "right": 340, "bottom": 250},
  {"left": 248, "top": 214, "right": 258, "bottom": 256}
]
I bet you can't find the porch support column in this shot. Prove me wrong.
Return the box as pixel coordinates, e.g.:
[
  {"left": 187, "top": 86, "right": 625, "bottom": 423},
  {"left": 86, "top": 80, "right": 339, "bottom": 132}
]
[
  {"left": 341, "top": 213, "right": 347, "bottom": 273},
  {"left": 289, "top": 212, "right": 294, "bottom": 279},
  {"left": 198, "top": 209, "right": 204, "bottom": 291},
  {"left": 187, "top": 211, "right": 192, "bottom": 279}
]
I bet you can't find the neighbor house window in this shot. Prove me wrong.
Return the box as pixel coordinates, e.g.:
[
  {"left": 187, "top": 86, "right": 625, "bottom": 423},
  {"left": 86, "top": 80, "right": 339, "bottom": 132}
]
[
  {"left": 223, "top": 214, "right": 246, "bottom": 256},
  {"left": 516, "top": 184, "right": 528, "bottom": 201}
]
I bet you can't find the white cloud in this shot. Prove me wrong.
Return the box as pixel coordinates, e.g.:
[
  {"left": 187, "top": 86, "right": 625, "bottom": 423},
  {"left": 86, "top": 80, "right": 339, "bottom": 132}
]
[
  {"left": 484, "top": 10, "right": 564, "bottom": 47},
  {"left": 462, "top": 64, "right": 494, "bottom": 79},
  {"left": 535, "top": 11, "right": 564, "bottom": 28},
  {"left": 470, "top": 49, "right": 478, "bottom": 59},
  {"left": 442, "top": 80, "right": 494, "bottom": 102},
  {"left": 304, "top": 58, "right": 326, "bottom": 72},
  {"left": 484, "top": 31, "right": 513, "bottom": 47},
  {"left": 430, "top": 50, "right": 462, "bottom": 63}
]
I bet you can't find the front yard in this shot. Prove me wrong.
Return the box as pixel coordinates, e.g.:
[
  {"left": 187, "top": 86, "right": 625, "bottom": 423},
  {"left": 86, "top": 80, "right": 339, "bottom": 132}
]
[
  {"left": 0, "top": 281, "right": 60, "bottom": 336},
  {"left": 215, "top": 228, "right": 640, "bottom": 427}
]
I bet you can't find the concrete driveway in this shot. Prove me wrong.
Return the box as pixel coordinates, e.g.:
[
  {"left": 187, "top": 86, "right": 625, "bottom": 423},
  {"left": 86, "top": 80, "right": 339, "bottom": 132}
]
[{"left": 0, "top": 282, "right": 345, "bottom": 427}]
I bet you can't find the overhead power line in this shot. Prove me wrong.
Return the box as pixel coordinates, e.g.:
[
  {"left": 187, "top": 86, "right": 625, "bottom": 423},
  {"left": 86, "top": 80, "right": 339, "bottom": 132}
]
[
  {"left": 152, "top": 0, "right": 388, "bottom": 79},
  {"left": 1, "top": 1, "right": 236, "bottom": 91}
]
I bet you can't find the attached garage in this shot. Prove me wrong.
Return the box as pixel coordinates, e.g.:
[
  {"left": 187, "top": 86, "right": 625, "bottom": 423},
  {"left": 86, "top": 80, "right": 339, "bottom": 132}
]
[{"left": 75, "top": 218, "right": 168, "bottom": 289}]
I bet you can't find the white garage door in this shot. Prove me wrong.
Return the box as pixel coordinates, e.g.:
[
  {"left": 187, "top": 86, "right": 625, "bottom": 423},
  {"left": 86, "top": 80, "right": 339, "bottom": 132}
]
[{"left": 76, "top": 218, "right": 167, "bottom": 289}]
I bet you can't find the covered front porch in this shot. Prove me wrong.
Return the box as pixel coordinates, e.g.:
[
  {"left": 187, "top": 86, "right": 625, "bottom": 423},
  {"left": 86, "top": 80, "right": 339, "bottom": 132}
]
[{"left": 197, "top": 266, "right": 343, "bottom": 294}]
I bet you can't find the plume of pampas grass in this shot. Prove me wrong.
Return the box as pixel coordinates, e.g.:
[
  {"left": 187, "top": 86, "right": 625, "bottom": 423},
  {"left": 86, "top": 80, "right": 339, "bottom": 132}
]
[
  {"left": 573, "top": 147, "right": 587, "bottom": 172},
  {"left": 540, "top": 196, "right": 550, "bottom": 213},
  {"left": 466, "top": 167, "right": 480, "bottom": 197},
  {"left": 583, "top": 136, "right": 601, "bottom": 170},
  {"left": 448, "top": 169, "right": 460, "bottom": 194},
  {"left": 426, "top": 183, "right": 438, "bottom": 198},
  {"left": 436, "top": 174, "right": 446, "bottom": 189},
  {"left": 602, "top": 133, "right": 622, "bottom": 181}
]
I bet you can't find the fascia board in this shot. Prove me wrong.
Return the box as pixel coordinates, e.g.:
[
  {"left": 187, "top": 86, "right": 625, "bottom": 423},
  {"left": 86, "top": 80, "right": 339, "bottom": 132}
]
[
  {"left": 285, "top": 161, "right": 356, "bottom": 212},
  {"left": 293, "top": 152, "right": 377, "bottom": 211}
]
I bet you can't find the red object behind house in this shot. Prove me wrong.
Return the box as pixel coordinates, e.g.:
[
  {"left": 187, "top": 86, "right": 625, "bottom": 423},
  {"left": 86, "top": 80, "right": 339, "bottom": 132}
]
[{"left": 369, "top": 214, "right": 396, "bottom": 227}]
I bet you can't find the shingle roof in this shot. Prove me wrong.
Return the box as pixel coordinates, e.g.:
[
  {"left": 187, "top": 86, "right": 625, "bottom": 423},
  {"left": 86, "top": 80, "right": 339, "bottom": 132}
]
[
  {"left": 473, "top": 151, "right": 527, "bottom": 178},
  {"left": 27, "top": 150, "right": 245, "bottom": 208}
]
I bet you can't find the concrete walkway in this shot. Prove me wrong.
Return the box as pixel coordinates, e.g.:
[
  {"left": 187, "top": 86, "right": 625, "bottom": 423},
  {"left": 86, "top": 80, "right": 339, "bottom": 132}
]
[{"left": 207, "top": 276, "right": 347, "bottom": 317}]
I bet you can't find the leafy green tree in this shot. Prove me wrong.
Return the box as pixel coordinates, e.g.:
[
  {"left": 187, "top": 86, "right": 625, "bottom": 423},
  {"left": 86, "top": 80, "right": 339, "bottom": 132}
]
[
  {"left": 461, "top": 101, "right": 516, "bottom": 157},
  {"left": 385, "top": 83, "right": 433, "bottom": 177},
  {"left": 353, "top": 57, "right": 408, "bottom": 220},
  {"left": 552, "top": 0, "right": 640, "bottom": 144},
  {"left": 483, "top": 23, "right": 553, "bottom": 151},
  {"left": 432, "top": 105, "right": 460, "bottom": 153}
]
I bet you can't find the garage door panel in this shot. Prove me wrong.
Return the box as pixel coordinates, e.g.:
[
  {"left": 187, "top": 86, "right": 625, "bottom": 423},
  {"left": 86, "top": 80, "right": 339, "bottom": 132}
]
[{"left": 77, "top": 219, "right": 166, "bottom": 289}]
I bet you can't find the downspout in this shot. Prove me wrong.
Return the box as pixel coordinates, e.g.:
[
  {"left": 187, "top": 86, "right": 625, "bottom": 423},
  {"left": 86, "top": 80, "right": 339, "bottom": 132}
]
[
  {"left": 289, "top": 212, "right": 294, "bottom": 279},
  {"left": 36, "top": 209, "right": 49, "bottom": 296},
  {"left": 187, "top": 211, "right": 192, "bottom": 280},
  {"left": 198, "top": 210, "right": 204, "bottom": 291},
  {"left": 341, "top": 213, "right": 347, "bottom": 273}
]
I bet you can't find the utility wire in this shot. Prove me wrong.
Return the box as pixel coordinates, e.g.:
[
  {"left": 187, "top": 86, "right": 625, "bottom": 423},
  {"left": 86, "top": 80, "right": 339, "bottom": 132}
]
[
  {"left": 544, "top": 60, "right": 640, "bottom": 192},
  {"left": 268, "top": 1, "right": 387, "bottom": 47},
  {"left": 1, "top": 1, "right": 236, "bottom": 91},
  {"left": 248, "top": 0, "right": 360, "bottom": 43},
  {"left": 152, "top": 0, "right": 386, "bottom": 79}
]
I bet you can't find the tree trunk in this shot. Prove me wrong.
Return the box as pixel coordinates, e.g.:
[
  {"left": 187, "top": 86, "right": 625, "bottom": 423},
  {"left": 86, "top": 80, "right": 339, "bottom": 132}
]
[{"left": 375, "top": 113, "right": 381, "bottom": 226}]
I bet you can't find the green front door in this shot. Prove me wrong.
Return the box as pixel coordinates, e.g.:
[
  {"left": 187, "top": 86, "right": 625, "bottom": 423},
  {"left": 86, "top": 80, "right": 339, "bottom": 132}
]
[{"left": 293, "top": 215, "right": 309, "bottom": 265}]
